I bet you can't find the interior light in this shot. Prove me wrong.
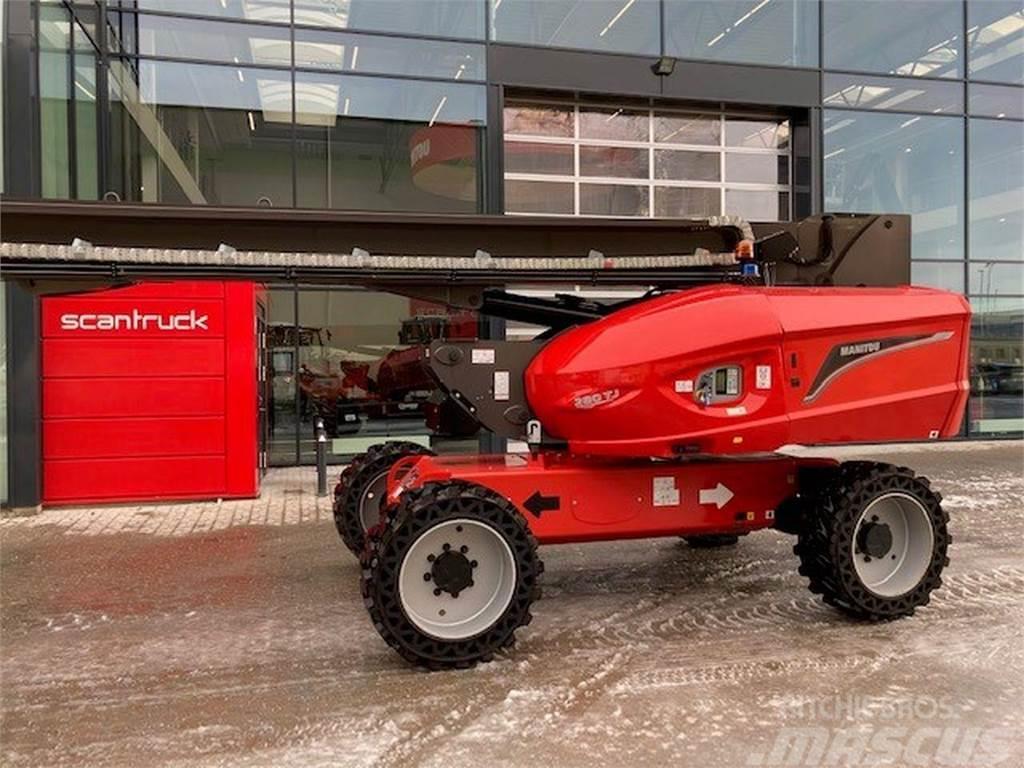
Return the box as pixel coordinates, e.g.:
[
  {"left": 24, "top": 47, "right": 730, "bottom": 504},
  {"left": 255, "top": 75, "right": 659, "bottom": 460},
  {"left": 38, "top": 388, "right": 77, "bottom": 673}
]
[
  {"left": 350, "top": 45, "right": 359, "bottom": 70},
  {"left": 247, "top": 111, "right": 256, "bottom": 131},
  {"left": 904, "top": 147, "right": 912, "bottom": 153},
  {"left": 600, "top": 0, "right": 636, "bottom": 37},
  {"left": 429, "top": 95, "right": 448, "bottom": 127},
  {"left": 343, "top": 97, "right": 350, "bottom": 116}
]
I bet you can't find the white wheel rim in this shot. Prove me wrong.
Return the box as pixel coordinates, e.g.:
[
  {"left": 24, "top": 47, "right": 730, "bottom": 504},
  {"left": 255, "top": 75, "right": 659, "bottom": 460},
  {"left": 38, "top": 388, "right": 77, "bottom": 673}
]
[
  {"left": 398, "top": 519, "right": 517, "bottom": 641},
  {"left": 359, "top": 472, "right": 389, "bottom": 531},
  {"left": 852, "top": 492, "right": 934, "bottom": 597}
]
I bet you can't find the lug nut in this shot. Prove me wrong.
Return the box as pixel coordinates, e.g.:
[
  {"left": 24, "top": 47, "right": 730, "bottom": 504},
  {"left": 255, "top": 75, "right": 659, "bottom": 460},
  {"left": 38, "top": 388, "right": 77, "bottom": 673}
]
[
  {"left": 433, "top": 588, "right": 442, "bottom": 596},
  {"left": 455, "top": 525, "right": 463, "bottom": 532},
  {"left": 423, "top": 573, "right": 432, "bottom": 581},
  {"left": 443, "top": 543, "right": 451, "bottom": 552},
  {"left": 460, "top": 545, "right": 469, "bottom": 554},
  {"left": 427, "top": 554, "right": 435, "bottom": 562},
  {"left": 451, "top": 591, "right": 460, "bottom": 599},
  {"left": 864, "top": 556, "right": 872, "bottom": 562},
  {"left": 470, "top": 560, "right": 478, "bottom": 568}
]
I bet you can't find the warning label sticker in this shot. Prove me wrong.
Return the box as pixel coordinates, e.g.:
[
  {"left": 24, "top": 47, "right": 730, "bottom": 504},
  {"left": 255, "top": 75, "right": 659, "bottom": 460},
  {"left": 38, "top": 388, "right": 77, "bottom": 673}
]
[
  {"left": 472, "top": 348, "right": 496, "bottom": 364},
  {"left": 653, "top": 477, "right": 680, "bottom": 507},
  {"left": 494, "top": 370, "right": 510, "bottom": 401},
  {"left": 756, "top": 365, "right": 772, "bottom": 389}
]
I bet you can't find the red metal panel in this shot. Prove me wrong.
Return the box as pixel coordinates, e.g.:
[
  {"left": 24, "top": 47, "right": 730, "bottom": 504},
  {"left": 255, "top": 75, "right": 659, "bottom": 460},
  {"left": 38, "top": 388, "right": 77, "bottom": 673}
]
[
  {"left": 40, "top": 280, "right": 259, "bottom": 505},
  {"left": 43, "top": 456, "right": 227, "bottom": 504},
  {"left": 43, "top": 417, "right": 226, "bottom": 460},
  {"left": 43, "top": 377, "right": 224, "bottom": 418},
  {"left": 43, "top": 338, "right": 225, "bottom": 377}
]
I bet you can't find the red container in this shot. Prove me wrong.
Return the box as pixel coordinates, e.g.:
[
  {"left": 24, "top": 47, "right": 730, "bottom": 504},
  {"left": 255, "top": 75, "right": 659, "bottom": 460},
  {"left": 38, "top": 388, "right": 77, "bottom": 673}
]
[{"left": 41, "top": 281, "right": 261, "bottom": 505}]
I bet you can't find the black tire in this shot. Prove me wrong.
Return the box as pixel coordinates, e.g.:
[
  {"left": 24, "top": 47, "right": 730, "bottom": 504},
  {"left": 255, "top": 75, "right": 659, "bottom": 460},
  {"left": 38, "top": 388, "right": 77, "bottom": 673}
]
[
  {"left": 332, "top": 441, "right": 434, "bottom": 554},
  {"left": 684, "top": 534, "right": 742, "bottom": 548},
  {"left": 361, "top": 481, "right": 543, "bottom": 670},
  {"left": 795, "top": 462, "right": 949, "bottom": 620}
]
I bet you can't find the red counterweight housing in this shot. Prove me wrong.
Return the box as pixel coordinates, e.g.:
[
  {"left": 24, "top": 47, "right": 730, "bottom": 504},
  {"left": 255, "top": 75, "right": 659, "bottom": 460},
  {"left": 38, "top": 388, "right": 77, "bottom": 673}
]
[{"left": 525, "top": 285, "right": 970, "bottom": 457}]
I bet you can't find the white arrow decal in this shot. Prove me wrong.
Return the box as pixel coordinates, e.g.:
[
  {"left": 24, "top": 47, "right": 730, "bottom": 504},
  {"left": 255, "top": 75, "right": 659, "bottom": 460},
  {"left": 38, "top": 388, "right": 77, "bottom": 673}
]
[{"left": 699, "top": 483, "right": 734, "bottom": 509}]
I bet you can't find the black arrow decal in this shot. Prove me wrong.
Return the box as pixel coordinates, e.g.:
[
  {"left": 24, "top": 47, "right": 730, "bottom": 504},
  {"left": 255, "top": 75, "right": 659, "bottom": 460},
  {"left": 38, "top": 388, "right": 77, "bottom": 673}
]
[{"left": 523, "top": 491, "right": 560, "bottom": 518}]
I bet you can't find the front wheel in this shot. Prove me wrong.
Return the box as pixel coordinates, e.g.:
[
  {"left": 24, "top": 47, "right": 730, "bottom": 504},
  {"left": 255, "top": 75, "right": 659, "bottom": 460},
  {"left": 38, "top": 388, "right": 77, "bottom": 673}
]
[
  {"left": 332, "top": 441, "right": 434, "bottom": 554},
  {"left": 795, "top": 462, "right": 949, "bottom": 620},
  {"left": 361, "top": 481, "right": 542, "bottom": 669}
]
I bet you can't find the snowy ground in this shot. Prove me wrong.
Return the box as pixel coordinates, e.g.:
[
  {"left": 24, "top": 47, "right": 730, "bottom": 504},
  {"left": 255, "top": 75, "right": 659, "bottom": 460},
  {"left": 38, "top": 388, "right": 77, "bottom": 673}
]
[{"left": 1, "top": 442, "right": 1022, "bottom": 767}]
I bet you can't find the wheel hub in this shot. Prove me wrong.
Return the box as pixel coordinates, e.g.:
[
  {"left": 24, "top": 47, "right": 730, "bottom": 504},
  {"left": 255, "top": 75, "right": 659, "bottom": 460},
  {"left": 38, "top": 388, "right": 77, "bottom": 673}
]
[
  {"left": 857, "top": 521, "right": 894, "bottom": 559},
  {"left": 429, "top": 550, "right": 475, "bottom": 596}
]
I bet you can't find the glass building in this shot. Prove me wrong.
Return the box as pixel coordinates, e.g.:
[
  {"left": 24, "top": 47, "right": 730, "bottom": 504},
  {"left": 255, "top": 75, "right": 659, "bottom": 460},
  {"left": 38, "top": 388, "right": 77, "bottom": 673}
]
[{"left": 2, "top": 0, "right": 1022, "bottom": 502}]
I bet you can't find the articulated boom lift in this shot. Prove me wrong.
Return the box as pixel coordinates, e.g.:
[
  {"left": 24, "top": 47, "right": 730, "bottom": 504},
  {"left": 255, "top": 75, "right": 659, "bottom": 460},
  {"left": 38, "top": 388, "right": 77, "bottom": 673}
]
[{"left": 325, "top": 213, "right": 971, "bottom": 669}]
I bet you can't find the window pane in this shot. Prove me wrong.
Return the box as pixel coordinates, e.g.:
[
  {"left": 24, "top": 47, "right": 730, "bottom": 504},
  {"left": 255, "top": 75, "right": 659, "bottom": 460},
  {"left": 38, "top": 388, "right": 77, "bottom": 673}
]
[
  {"left": 970, "top": 262, "right": 1024, "bottom": 294},
  {"left": 970, "top": 119, "right": 1024, "bottom": 263},
  {"left": 654, "top": 150, "right": 720, "bottom": 181},
  {"left": 968, "top": 83, "right": 1024, "bottom": 119},
  {"left": 579, "top": 146, "right": 647, "bottom": 179},
  {"left": 504, "top": 142, "right": 574, "bottom": 175},
  {"left": 131, "top": 14, "right": 291, "bottom": 66},
  {"left": 134, "top": 0, "right": 291, "bottom": 24},
  {"left": 267, "top": 288, "right": 297, "bottom": 466},
  {"left": 725, "top": 118, "right": 789, "bottom": 149},
  {"left": 968, "top": 0, "right": 1024, "bottom": 84},
  {"left": 654, "top": 113, "right": 720, "bottom": 145},
  {"left": 654, "top": 187, "right": 720, "bottom": 218},
  {"left": 725, "top": 189, "right": 787, "bottom": 221},
  {"left": 579, "top": 106, "right": 648, "bottom": 142},
  {"left": 75, "top": 55, "right": 99, "bottom": 200},
  {"left": 725, "top": 153, "right": 788, "bottom": 185},
  {"left": 492, "top": 0, "right": 660, "bottom": 55},
  {"left": 823, "top": 73, "right": 964, "bottom": 114},
  {"left": 293, "top": 0, "right": 486, "bottom": 40},
  {"left": 294, "top": 73, "right": 485, "bottom": 126},
  {"left": 664, "top": 0, "right": 818, "bottom": 68},
  {"left": 824, "top": 0, "right": 963, "bottom": 78},
  {"left": 294, "top": 73, "right": 483, "bottom": 212},
  {"left": 294, "top": 29, "right": 485, "bottom": 81},
  {"left": 824, "top": 110, "right": 964, "bottom": 260},
  {"left": 112, "top": 60, "right": 294, "bottom": 206},
  {"left": 912, "top": 261, "right": 965, "bottom": 291},
  {"left": 504, "top": 103, "right": 574, "bottom": 137},
  {"left": 580, "top": 183, "right": 649, "bottom": 216},
  {"left": 969, "top": 297, "right": 1023, "bottom": 435},
  {"left": 40, "top": 49, "right": 71, "bottom": 199},
  {"left": 294, "top": 289, "right": 482, "bottom": 464},
  {"left": 505, "top": 179, "right": 574, "bottom": 214}
]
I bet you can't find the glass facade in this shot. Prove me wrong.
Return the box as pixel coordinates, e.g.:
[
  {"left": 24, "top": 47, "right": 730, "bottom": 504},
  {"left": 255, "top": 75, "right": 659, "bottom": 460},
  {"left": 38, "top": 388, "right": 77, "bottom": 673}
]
[
  {"left": 267, "top": 286, "right": 483, "bottom": 466},
  {"left": 504, "top": 99, "right": 791, "bottom": 220},
  {"left": 3, "top": 0, "right": 1023, "bottom": 446}
]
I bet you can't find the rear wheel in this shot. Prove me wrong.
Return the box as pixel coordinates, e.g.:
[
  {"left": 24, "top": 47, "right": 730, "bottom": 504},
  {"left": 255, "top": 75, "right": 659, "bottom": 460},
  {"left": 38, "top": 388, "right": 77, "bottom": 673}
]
[
  {"left": 361, "top": 481, "right": 542, "bottom": 669},
  {"left": 795, "top": 462, "right": 949, "bottom": 619},
  {"left": 332, "top": 441, "right": 434, "bottom": 554}
]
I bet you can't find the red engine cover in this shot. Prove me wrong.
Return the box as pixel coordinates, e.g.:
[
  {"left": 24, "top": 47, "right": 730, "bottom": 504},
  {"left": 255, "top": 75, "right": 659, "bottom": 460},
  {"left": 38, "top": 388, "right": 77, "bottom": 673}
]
[{"left": 525, "top": 285, "right": 970, "bottom": 457}]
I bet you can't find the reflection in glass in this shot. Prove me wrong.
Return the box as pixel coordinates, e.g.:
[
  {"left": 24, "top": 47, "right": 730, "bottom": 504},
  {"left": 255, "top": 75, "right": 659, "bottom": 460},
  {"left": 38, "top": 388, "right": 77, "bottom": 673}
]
[
  {"left": 504, "top": 142, "right": 574, "bottom": 176},
  {"left": 822, "top": 73, "right": 964, "bottom": 114},
  {"left": 725, "top": 118, "right": 789, "bottom": 149},
  {"left": 970, "top": 119, "right": 1024, "bottom": 263},
  {"left": 504, "top": 102, "right": 574, "bottom": 137},
  {"left": 111, "top": 60, "right": 294, "bottom": 206},
  {"left": 504, "top": 179, "right": 574, "bottom": 214},
  {"left": 823, "top": 0, "right": 962, "bottom": 78},
  {"left": 654, "top": 113, "right": 720, "bottom": 145},
  {"left": 654, "top": 150, "right": 720, "bottom": 182},
  {"left": 911, "top": 261, "right": 965, "bottom": 292},
  {"left": 293, "top": 289, "right": 481, "bottom": 463},
  {"left": 579, "top": 106, "right": 648, "bottom": 142},
  {"left": 293, "top": 73, "right": 484, "bottom": 212},
  {"left": 131, "top": 14, "right": 292, "bottom": 66},
  {"left": 969, "top": 262, "right": 1023, "bottom": 294},
  {"left": 824, "top": 110, "right": 964, "bottom": 260},
  {"left": 293, "top": 0, "right": 486, "bottom": 40},
  {"left": 968, "top": 83, "right": 1024, "bottom": 120},
  {"left": 969, "top": 297, "right": 1023, "bottom": 435},
  {"left": 134, "top": 0, "right": 292, "bottom": 25},
  {"left": 294, "top": 29, "right": 485, "bottom": 81},
  {"left": 664, "top": 0, "right": 818, "bottom": 68},
  {"left": 491, "top": 0, "right": 660, "bottom": 55},
  {"left": 579, "top": 146, "right": 648, "bottom": 179},
  {"left": 580, "top": 183, "right": 649, "bottom": 216},
  {"left": 724, "top": 189, "right": 788, "bottom": 222},
  {"left": 725, "top": 153, "right": 788, "bottom": 185},
  {"left": 654, "top": 187, "right": 720, "bottom": 218},
  {"left": 968, "top": 0, "right": 1024, "bottom": 84}
]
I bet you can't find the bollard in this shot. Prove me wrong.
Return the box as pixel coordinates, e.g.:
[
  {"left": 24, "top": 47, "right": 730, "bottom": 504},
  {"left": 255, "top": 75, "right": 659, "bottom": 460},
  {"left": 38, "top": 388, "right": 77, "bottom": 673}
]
[{"left": 315, "top": 417, "right": 328, "bottom": 497}]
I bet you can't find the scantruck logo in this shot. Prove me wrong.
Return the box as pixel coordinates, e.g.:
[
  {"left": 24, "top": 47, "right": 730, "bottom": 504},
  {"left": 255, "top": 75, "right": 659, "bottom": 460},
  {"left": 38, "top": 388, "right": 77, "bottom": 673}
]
[{"left": 60, "top": 309, "right": 210, "bottom": 332}]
